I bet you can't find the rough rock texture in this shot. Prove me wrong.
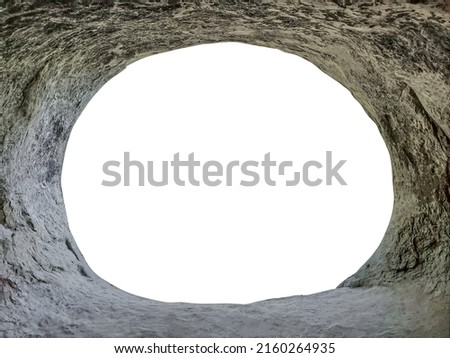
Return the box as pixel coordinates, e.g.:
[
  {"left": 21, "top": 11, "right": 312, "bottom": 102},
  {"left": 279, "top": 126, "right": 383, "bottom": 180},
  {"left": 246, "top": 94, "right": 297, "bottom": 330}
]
[{"left": 1, "top": 0, "right": 450, "bottom": 337}]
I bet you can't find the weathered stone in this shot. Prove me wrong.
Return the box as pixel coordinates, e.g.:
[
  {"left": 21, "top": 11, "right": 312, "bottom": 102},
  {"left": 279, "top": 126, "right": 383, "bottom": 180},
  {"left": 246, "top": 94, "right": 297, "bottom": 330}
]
[{"left": 1, "top": 0, "right": 449, "bottom": 337}]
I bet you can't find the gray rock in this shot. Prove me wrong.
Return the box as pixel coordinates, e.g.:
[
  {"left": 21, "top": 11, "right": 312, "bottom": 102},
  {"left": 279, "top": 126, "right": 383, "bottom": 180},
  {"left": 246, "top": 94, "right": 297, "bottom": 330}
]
[{"left": 1, "top": 0, "right": 449, "bottom": 337}]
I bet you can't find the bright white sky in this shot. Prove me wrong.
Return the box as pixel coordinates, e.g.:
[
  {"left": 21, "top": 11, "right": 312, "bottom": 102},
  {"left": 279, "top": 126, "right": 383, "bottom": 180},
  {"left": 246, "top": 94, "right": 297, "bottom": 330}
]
[{"left": 62, "top": 43, "right": 393, "bottom": 304}]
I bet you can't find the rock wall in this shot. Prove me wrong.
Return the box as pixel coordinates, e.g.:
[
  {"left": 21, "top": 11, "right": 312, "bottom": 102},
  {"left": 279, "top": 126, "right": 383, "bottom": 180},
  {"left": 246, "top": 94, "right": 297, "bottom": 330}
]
[{"left": 1, "top": 0, "right": 449, "bottom": 337}]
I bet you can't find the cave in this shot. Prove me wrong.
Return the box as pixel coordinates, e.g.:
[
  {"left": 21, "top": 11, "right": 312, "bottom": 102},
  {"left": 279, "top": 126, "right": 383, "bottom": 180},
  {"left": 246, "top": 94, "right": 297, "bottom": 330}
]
[{"left": 1, "top": 0, "right": 449, "bottom": 337}]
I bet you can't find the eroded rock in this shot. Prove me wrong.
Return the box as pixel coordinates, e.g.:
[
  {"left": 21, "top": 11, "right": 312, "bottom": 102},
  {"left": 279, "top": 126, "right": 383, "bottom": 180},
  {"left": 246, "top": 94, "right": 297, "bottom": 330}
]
[{"left": 1, "top": 0, "right": 449, "bottom": 337}]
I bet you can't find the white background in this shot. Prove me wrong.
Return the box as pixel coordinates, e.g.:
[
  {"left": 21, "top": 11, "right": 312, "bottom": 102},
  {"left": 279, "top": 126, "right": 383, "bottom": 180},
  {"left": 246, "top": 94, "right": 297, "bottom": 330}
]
[
  {"left": 3, "top": 338, "right": 449, "bottom": 358},
  {"left": 62, "top": 43, "right": 393, "bottom": 304}
]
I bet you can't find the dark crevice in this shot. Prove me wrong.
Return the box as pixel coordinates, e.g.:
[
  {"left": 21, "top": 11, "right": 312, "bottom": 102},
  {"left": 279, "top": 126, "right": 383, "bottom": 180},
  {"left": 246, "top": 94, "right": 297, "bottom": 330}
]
[{"left": 65, "top": 239, "right": 80, "bottom": 261}]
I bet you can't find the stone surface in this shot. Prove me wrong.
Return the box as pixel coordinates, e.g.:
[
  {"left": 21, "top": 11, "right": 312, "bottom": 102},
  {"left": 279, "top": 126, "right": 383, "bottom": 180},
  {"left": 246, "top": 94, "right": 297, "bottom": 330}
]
[{"left": 1, "top": 0, "right": 449, "bottom": 337}]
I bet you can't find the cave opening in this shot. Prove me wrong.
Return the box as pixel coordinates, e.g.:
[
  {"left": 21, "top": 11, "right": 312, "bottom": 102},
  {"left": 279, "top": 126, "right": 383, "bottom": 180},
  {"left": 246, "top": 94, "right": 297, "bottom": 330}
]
[{"left": 61, "top": 42, "right": 394, "bottom": 304}]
